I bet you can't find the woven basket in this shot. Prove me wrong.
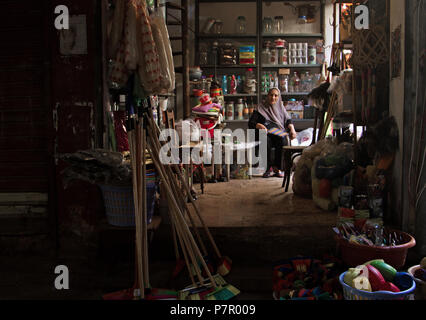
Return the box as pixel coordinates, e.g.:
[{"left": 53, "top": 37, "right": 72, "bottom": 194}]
[{"left": 100, "top": 183, "right": 156, "bottom": 227}]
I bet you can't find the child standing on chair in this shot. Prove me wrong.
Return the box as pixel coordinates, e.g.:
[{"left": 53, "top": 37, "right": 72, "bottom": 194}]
[{"left": 248, "top": 87, "right": 297, "bottom": 178}]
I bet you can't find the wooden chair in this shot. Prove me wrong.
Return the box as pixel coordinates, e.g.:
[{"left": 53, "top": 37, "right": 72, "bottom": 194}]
[{"left": 281, "top": 108, "right": 324, "bottom": 192}]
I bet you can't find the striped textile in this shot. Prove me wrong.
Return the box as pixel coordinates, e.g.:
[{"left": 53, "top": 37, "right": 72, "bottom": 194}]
[{"left": 268, "top": 128, "right": 289, "bottom": 138}]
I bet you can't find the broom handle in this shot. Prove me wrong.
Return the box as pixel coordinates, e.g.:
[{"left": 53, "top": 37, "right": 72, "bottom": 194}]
[
  {"left": 129, "top": 122, "right": 144, "bottom": 298},
  {"left": 139, "top": 116, "right": 150, "bottom": 289},
  {"left": 145, "top": 111, "right": 222, "bottom": 260},
  {"left": 144, "top": 111, "right": 210, "bottom": 256},
  {"left": 146, "top": 132, "right": 217, "bottom": 288},
  {"left": 146, "top": 136, "right": 207, "bottom": 286}
]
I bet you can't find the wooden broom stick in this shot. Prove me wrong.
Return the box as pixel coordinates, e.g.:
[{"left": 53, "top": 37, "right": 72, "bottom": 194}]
[
  {"left": 144, "top": 112, "right": 209, "bottom": 256},
  {"left": 145, "top": 136, "right": 208, "bottom": 286},
  {"left": 146, "top": 131, "right": 217, "bottom": 288},
  {"left": 145, "top": 111, "right": 222, "bottom": 260}
]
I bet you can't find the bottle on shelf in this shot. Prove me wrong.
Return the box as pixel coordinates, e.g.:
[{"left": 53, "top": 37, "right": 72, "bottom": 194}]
[
  {"left": 248, "top": 98, "right": 255, "bottom": 117},
  {"left": 243, "top": 100, "right": 250, "bottom": 120},
  {"left": 235, "top": 16, "right": 247, "bottom": 34},
  {"left": 279, "top": 74, "right": 289, "bottom": 93},
  {"left": 229, "top": 75, "right": 237, "bottom": 95},
  {"left": 292, "top": 72, "right": 301, "bottom": 92},
  {"left": 308, "top": 45, "right": 317, "bottom": 65},
  {"left": 235, "top": 98, "right": 244, "bottom": 120},
  {"left": 222, "top": 75, "right": 228, "bottom": 95},
  {"left": 269, "top": 45, "right": 277, "bottom": 65},
  {"left": 199, "top": 45, "right": 208, "bottom": 65},
  {"left": 225, "top": 101, "right": 234, "bottom": 120}
]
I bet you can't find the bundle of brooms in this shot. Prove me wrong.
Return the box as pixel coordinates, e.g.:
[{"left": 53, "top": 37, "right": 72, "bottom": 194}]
[{"left": 108, "top": 98, "right": 238, "bottom": 301}]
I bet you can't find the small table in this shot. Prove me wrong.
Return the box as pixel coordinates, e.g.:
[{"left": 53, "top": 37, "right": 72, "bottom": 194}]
[{"left": 281, "top": 146, "right": 308, "bottom": 192}]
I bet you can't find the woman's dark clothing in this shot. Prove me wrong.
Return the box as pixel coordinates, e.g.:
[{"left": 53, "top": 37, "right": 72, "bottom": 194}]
[{"left": 249, "top": 110, "right": 292, "bottom": 171}]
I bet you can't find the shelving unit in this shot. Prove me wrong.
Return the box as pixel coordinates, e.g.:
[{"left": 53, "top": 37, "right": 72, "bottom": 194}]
[{"left": 194, "top": 0, "right": 325, "bottom": 128}]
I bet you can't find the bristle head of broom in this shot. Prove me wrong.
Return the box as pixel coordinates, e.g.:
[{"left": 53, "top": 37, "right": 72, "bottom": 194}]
[
  {"left": 217, "top": 256, "right": 232, "bottom": 276},
  {"left": 205, "top": 284, "right": 240, "bottom": 301}
]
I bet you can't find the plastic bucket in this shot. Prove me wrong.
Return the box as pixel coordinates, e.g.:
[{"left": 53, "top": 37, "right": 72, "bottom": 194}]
[{"left": 339, "top": 272, "right": 416, "bottom": 300}]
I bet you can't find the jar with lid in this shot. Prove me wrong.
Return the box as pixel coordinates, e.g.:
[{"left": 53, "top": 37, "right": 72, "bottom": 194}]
[
  {"left": 261, "top": 47, "right": 271, "bottom": 65},
  {"left": 308, "top": 45, "right": 317, "bottom": 65},
  {"left": 262, "top": 17, "right": 273, "bottom": 34},
  {"left": 225, "top": 101, "right": 234, "bottom": 120},
  {"left": 243, "top": 101, "right": 250, "bottom": 119},
  {"left": 213, "top": 20, "right": 223, "bottom": 34},
  {"left": 292, "top": 72, "right": 301, "bottom": 93},
  {"left": 278, "top": 47, "right": 288, "bottom": 65},
  {"left": 273, "top": 16, "right": 284, "bottom": 34},
  {"left": 235, "top": 16, "right": 246, "bottom": 34},
  {"left": 269, "top": 46, "right": 277, "bottom": 65},
  {"left": 235, "top": 98, "right": 244, "bottom": 120}
]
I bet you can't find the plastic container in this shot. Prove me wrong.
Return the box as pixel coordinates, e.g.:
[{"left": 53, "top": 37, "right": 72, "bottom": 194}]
[
  {"left": 336, "top": 229, "right": 416, "bottom": 269},
  {"left": 100, "top": 183, "right": 157, "bottom": 227},
  {"left": 339, "top": 272, "right": 416, "bottom": 300},
  {"left": 408, "top": 265, "right": 426, "bottom": 299}
]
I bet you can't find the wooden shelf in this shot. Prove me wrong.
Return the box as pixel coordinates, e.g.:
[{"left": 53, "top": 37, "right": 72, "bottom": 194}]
[
  {"left": 224, "top": 93, "right": 257, "bottom": 97},
  {"left": 200, "top": 65, "right": 257, "bottom": 69},
  {"left": 262, "top": 64, "right": 323, "bottom": 68},
  {"left": 224, "top": 119, "right": 249, "bottom": 123},
  {"left": 198, "top": 34, "right": 257, "bottom": 39},
  {"left": 261, "top": 92, "right": 310, "bottom": 96},
  {"left": 262, "top": 33, "right": 323, "bottom": 38}
]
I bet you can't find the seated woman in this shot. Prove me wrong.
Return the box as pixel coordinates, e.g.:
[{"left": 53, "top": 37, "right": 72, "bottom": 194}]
[{"left": 249, "top": 87, "right": 297, "bottom": 178}]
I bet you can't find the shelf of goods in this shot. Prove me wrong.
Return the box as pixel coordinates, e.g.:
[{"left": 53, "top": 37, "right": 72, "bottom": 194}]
[{"left": 195, "top": 0, "right": 324, "bottom": 124}]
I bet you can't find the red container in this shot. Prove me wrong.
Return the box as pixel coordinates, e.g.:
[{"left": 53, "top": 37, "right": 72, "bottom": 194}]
[{"left": 336, "top": 229, "right": 416, "bottom": 269}]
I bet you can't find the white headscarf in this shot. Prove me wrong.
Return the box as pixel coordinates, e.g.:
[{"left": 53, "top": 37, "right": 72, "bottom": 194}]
[{"left": 257, "top": 87, "right": 290, "bottom": 131}]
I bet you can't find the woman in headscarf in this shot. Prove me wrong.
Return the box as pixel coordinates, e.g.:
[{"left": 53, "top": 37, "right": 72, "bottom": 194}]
[{"left": 249, "top": 87, "right": 297, "bottom": 178}]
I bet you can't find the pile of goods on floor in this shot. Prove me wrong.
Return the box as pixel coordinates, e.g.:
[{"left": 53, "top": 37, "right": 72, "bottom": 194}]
[
  {"left": 339, "top": 259, "right": 417, "bottom": 300},
  {"left": 273, "top": 256, "right": 345, "bottom": 300}
]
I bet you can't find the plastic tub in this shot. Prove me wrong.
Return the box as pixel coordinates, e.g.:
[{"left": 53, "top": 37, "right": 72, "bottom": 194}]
[
  {"left": 339, "top": 272, "right": 416, "bottom": 300},
  {"left": 408, "top": 265, "right": 426, "bottom": 299},
  {"left": 336, "top": 229, "right": 416, "bottom": 269}
]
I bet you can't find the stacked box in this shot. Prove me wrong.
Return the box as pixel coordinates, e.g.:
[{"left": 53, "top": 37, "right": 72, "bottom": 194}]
[{"left": 239, "top": 45, "right": 255, "bottom": 65}]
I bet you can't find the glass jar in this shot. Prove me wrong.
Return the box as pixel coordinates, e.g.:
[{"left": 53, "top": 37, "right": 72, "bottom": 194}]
[
  {"left": 308, "top": 45, "right": 317, "bottom": 65},
  {"left": 213, "top": 20, "right": 223, "bottom": 34},
  {"left": 292, "top": 72, "right": 301, "bottom": 93},
  {"left": 261, "top": 47, "right": 271, "bottom": 65},
  {"left": 235, "top": 16, "right": 246, "bottom": 34},
  {"left": 269, "top": 46, "right": 277, "bottom": 65},
  {"left": 273, "top": 16, "right": 284, "bottom": 34},
  {"left": 278, "top": 47, "right": 288, "bottom": 65},
  {"left": 262, "top": 17, "right": 273, "bottom": 34}
]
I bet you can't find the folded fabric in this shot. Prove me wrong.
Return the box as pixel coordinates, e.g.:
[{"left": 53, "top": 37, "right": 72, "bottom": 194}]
[{"left": 192, "top": 102, "right": 222, "bottom": 113}]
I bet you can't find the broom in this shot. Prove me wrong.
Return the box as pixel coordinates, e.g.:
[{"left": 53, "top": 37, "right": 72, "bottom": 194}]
[
  {"left": 145, "top": 106, "right": 232, "bottom": 276},
  {"left": 145, "top": 104, "right": 239, "bottom": 300},
  {"left": 145, "top": 121, "right": 214, "bottom": 287}
]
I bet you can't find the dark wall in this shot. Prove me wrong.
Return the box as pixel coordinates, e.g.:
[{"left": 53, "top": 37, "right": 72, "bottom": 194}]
[
  {"left": 403, "top": 0, "right": 426, "bottom": 255},
  {"left": 50, "top": 0, "right": 105, "bottom": 241}
]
